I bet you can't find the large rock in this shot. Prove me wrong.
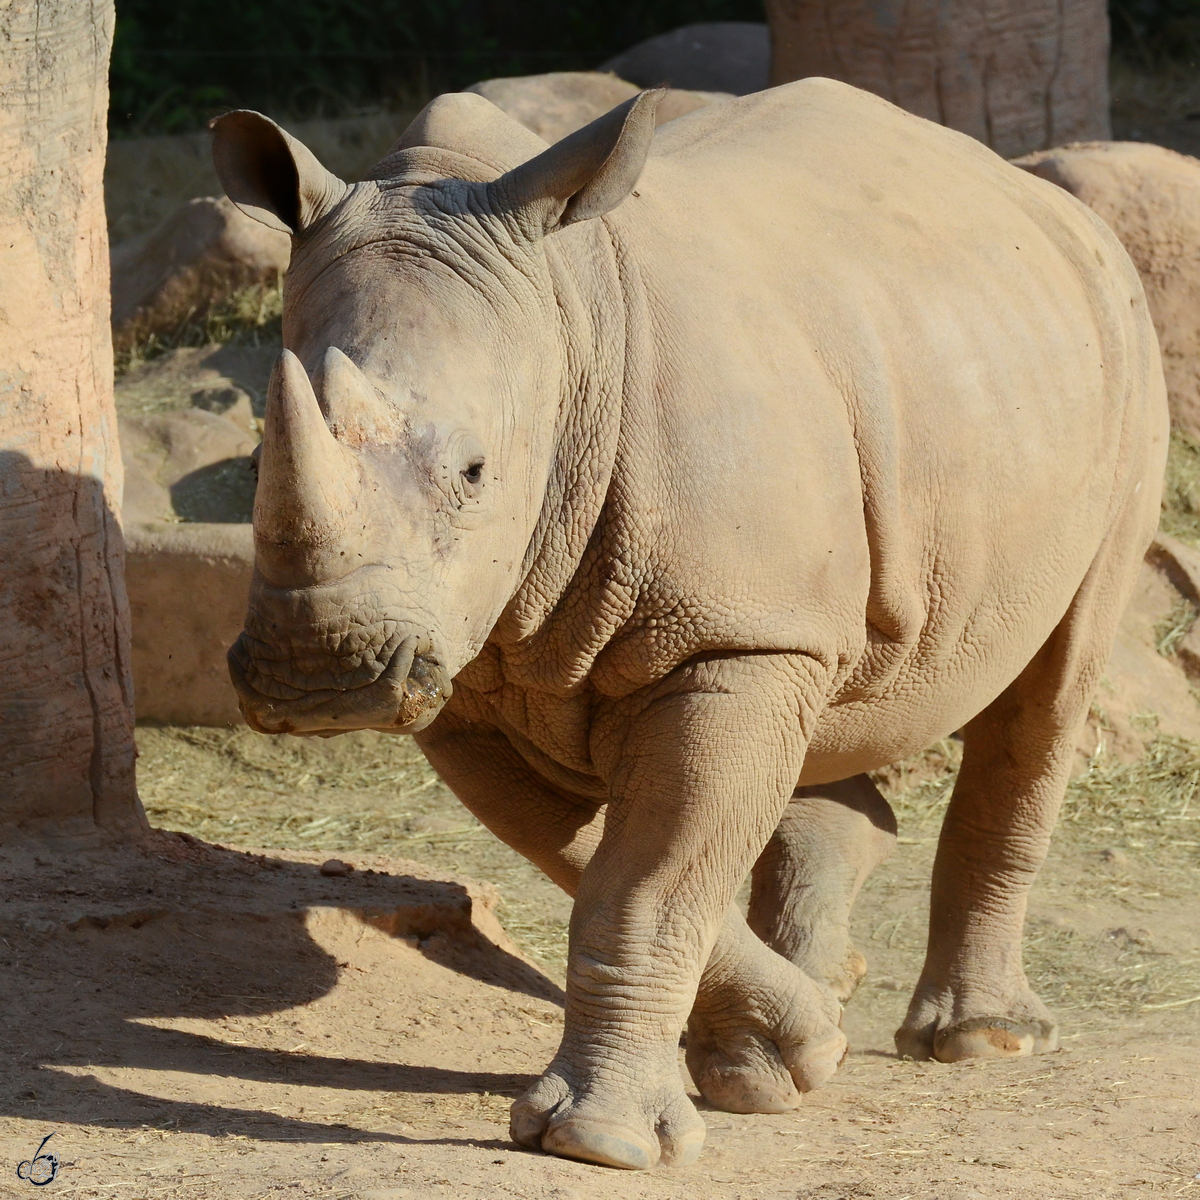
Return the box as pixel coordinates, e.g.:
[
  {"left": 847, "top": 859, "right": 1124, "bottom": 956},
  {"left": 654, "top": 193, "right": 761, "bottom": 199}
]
[
  {"left": 767, "top": 0, "right": 1109, "bottom": 159},
  {"left": 120, "top": 406, "right": 258, "bottom": 525},
  {"left": 125, "top": 522, "right": 254, "bottom": 726},
  {"left": 599, "top": 22, "right": 769, "bottom": 95},
  {"left": 116, "top": 341, "right": 277, "bottom": 421},
  {"left": 1012, "top": 142, "right": 1200, "bottom": 441},
  {"left": 466, "top": 72, "right": 727, "bottom": 144},
  {"left": 111, "top": 196, "right": 291, "bottom": 352},
  {"left": 117, "top": 348, "right": 266, "bottom": 725}
]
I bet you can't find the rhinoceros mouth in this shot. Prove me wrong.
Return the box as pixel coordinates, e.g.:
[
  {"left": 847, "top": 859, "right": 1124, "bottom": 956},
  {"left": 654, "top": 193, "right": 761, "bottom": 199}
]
[{"left": 227, "top": 631, "right": 451, "bottom": 736}]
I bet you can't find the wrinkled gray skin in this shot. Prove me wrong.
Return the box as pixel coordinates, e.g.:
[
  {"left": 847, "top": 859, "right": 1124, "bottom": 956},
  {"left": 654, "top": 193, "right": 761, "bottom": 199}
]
[{"left": 211, "top": 79, "right": 1166, "bottom": 1170}]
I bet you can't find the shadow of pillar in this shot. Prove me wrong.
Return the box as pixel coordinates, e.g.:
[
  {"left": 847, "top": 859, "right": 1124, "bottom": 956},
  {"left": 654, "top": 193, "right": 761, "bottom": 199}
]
[{"left": 0, "top": 833, "right": 561, "bottom": 1144}]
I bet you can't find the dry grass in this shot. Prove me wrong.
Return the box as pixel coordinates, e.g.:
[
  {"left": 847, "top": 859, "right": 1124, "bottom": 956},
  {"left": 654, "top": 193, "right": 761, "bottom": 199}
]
[
  {"left": 1154, "top": 597, "right": 1199, "bottom": 656},
  {"left": 1063, "top": 732, "right": 1200, "bottom": 831},
  {"left": 138, "top": 719, "right": 1200, "bottom": 1016},
  {"left": 135, "top": 723, "right": 572, "bottom": 976},
  {"left": 870, "top": 734, "right": 1200, "bottom": 1014},
  {"left": 115, "top": 279, "right": 284, "bottom": 378},
  {"left": 1025, "top": 917, "right": 1200, "bottom": 1014},
  {"left": 874, "top": 729, "right": 1200, "bottom": 853},
  {"left": 1160, "top": 430, "right": 1200, "bottom": 548}
]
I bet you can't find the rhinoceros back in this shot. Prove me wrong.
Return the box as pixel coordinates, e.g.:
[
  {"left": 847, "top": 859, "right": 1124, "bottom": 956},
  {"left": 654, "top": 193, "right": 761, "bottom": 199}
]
[{"left": 584, "top": 78, "right": 1165, "bottom": 769}]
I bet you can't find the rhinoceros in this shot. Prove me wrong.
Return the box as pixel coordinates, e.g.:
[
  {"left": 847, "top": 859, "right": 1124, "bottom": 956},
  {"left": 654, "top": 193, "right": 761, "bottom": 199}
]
[{"left": 210, "top": 79, "right": 1166, "bottom": 1170}]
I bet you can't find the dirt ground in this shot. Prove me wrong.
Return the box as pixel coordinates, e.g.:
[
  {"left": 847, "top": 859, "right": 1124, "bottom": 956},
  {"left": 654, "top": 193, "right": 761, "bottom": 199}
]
[{"left": 1, "top": 729, "right": 1197, "bottom": 1200}]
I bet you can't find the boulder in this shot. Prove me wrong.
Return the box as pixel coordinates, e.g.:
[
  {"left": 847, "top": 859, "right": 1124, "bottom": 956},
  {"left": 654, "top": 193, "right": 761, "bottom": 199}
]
[
  {"left": 125, "top": 522, "right": 254, "bottom": 726},
  {"left": 114, "top": 341, "right": 270, "bottom": 724},
  {"left": 111, "top": 196, "right": 290, "bottom": 352},
  {"left": 465, "top": 72, "right": 727, "bottom": 144},
  {"left": 767, "top": 0, "right": 1109, "bottom": 159},
  {"left": 119, "top": 406, "right": 258, "bottom": 525},
  {"left": 598, "top": 22, "right": 770, "bottom": 96},
  {"left": 116, "top": 341, "right": 276, "bottom": 421},
  {"left": 1011, "top": 142, "right": 1200, "bottom": 441},
  {"left": 117, "top": 350, "right": 264, "bottom": 725}
]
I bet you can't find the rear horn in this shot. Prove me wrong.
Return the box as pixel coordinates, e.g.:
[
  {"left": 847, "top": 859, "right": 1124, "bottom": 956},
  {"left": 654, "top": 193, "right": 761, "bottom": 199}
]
[{"left": 319, "top": 346, "right": 405, "bottom": 445}]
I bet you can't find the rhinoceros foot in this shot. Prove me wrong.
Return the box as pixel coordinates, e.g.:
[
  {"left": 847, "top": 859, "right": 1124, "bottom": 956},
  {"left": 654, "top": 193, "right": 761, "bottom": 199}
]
[
  {"left": 685, "top": 943, "right": 846, "bottom": 1114},
  {"left": 829, "top": 947, "right": 869, "bottom": 1002},
  {"left": 510, "top": 1059, "right": 706, "bottom": 1170},
  {"left": 932, "top": 1015, "right": 1059, "bottom": 1061},
  {"left": 895, "top": 987, "right": 1059, "bottom": 1062}
]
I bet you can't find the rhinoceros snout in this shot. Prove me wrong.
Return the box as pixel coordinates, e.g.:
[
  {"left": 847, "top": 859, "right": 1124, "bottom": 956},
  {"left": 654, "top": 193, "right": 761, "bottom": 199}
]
[{"left": 226, "top": 629, "right": 451, "bottom": 737}]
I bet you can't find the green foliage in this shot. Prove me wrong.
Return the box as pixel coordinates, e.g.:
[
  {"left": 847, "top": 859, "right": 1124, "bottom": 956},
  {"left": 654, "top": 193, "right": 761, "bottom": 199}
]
[
  {"left": 1111, "top": 0, "right": 1200, "bottom": 67},
  {"left": 110, "top": 0, "right": 766, "bottom": 135},
  {"left": 110, "top": 0, "right": 1200, "bottom": 137}
]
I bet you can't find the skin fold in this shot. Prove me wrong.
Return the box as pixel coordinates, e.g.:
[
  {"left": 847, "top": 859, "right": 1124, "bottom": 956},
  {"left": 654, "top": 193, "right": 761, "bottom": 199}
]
[{"left": 210, "top": 79, "right": 1168, "bottom": 1170}]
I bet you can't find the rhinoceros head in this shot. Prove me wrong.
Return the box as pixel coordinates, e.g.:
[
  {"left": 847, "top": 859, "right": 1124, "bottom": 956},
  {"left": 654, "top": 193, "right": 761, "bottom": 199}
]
[{"left": 210, "top": 90, "right": 661, "bottom": 735}]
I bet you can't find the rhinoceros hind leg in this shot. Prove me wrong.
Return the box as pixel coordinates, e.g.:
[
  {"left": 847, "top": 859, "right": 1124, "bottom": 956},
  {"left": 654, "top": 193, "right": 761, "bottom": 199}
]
[
  {"left": 933, "top": 1015, "right": 1059, "bottom": 1061},
  {"left": 748, "top": 775, "right": 897, "bottom": 1001},
  {"left": 686, "top": 907, "right": 847, "bottom": 1113},
  {"left": 894, "top": 502, "right": 1148, "bottom": 1063},
  {"left": 896, "top": 1001, "right": 1059, "bottom": 1062}
]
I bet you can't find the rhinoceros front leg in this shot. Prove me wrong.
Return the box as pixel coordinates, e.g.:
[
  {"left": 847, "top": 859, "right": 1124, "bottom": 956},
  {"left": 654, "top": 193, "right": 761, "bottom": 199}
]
[
  {"left": 418, "top": 702, "right": 845, "bottom": 1129},
  {"left": 507, "top": 653, "right": 836, "bottom": 1169},
  {"left": 746, "top": 775, "right": 897, "bottom": 1000},
  {"left": 896, "top": 526, "right": 1139, "bottom": 1062}
]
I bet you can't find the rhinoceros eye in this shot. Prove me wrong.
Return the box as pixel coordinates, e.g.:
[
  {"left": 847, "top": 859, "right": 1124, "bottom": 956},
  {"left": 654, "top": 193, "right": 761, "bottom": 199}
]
[{"left": 444, "top": 433, "right": 487, "bottom": 517}]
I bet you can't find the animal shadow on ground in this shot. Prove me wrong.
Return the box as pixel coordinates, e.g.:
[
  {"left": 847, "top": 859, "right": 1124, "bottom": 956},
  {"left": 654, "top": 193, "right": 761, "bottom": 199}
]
[{"left": 0, "top": 838, "right": 562, "bottom": 1147}]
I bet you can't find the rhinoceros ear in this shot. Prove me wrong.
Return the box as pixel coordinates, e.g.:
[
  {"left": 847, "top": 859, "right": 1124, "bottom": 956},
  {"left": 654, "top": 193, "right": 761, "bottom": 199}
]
[
  {"left": 488, "top": 89, "right": 664, "bottom": 235},
  {"left": 210, "top": 110, "right": 350, "bottom": 235}
]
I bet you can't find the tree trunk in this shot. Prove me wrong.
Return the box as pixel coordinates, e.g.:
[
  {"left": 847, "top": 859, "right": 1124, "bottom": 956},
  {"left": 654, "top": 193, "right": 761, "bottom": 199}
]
[
  {"left": 766, "top": 0, "right": 1111, "bottom": 159},
  {"left": 0, "top": 0, "right": 145, "bottom": 845}
]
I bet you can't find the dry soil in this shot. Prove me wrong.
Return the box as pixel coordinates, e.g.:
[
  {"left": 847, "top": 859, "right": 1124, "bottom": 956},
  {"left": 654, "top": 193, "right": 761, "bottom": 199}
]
[{"left": 1, "top": 730, "right": 1196, "bottom": 1200}]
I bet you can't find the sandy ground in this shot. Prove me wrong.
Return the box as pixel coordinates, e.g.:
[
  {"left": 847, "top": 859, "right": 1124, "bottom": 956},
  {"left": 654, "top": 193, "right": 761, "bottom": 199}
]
[{"left": 1, "top": 729, "right": 1197, "bottom": 1200}]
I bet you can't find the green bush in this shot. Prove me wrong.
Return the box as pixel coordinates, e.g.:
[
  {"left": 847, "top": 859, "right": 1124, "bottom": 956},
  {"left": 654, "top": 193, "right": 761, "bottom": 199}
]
[
  {"left": 109, "top": 0, "right": 1199, "bottom": 138},
  {"left": 1111, "top": 0, "right": 1200, "bottom": 66},
  {"left": 109, "top": 0, "right": 766, "bottom": 135}
]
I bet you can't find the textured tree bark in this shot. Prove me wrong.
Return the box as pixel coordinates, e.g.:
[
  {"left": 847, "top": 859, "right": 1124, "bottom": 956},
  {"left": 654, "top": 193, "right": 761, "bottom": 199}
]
[
  {"left": 766, "top": 0, "right": 1111, "bottom": 159},
  {"left": 0, "top": 0, "right": 145, "bottom": 845}
]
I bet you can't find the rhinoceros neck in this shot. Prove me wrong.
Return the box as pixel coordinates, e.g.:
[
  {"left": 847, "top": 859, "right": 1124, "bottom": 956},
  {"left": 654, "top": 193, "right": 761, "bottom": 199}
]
[{"left": 489, "top": 216, "right": 633, "bottom": 688}]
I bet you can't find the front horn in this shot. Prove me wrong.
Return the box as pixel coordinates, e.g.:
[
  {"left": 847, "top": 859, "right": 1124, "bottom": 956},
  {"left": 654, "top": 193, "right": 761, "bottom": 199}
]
[{"left": 254, "top": 349, "right": 362, "bottom": 587}]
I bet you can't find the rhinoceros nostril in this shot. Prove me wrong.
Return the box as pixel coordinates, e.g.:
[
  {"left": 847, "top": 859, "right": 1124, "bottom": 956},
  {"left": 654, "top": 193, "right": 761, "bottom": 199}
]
[{"left": 376, "top": 633, "right": 423, "bottom": 688}]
